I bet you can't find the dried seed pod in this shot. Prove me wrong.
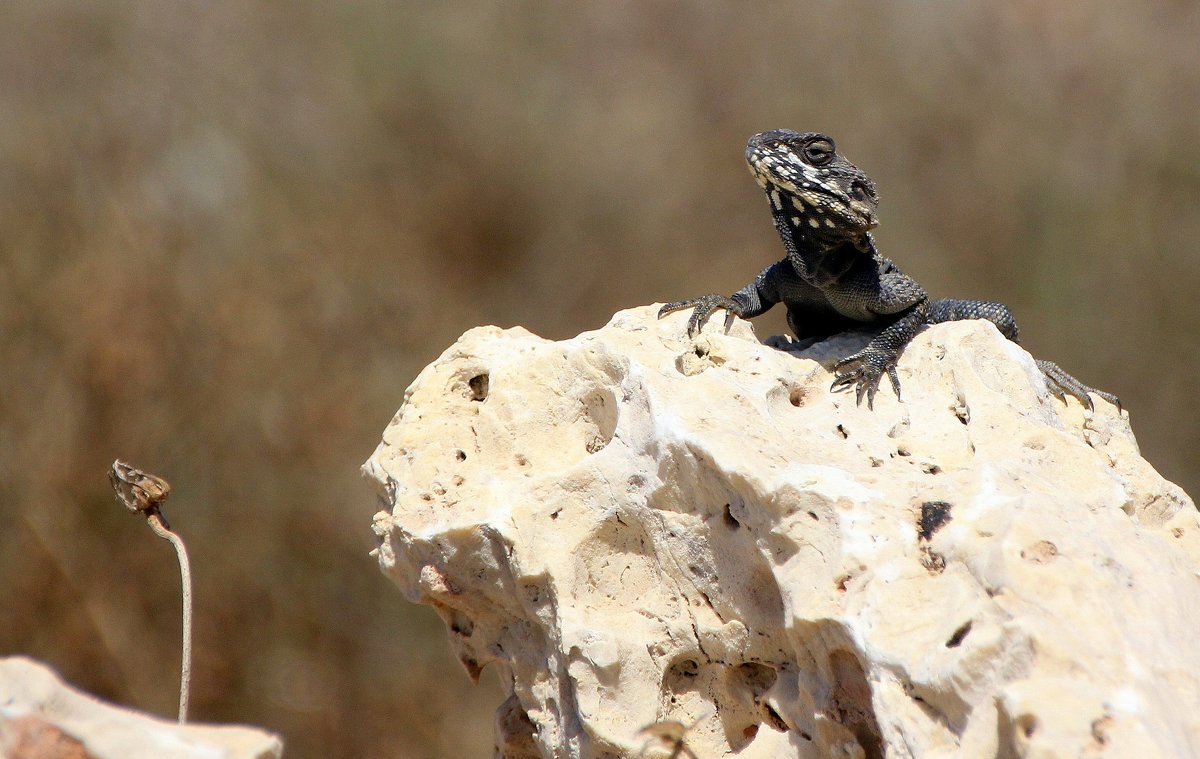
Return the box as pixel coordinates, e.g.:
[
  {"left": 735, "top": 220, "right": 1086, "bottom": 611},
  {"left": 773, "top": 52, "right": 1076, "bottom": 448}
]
[{"left": 109, "top": 460, "right": 171, "bottom": 515}]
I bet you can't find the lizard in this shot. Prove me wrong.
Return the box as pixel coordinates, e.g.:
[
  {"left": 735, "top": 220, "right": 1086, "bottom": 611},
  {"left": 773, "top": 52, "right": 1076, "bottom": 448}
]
[{"left": 659, "top": 129, "right": 1120, "bottom": 410}]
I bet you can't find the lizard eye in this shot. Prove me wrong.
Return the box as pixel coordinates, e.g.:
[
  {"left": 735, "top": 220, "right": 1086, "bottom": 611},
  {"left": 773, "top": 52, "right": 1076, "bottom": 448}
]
[
  {"left": 849, "top": 182, "right": 868, "bottom": 202},
  {"left": 802, "top": 139, "right": 835, "bottom": 166}
]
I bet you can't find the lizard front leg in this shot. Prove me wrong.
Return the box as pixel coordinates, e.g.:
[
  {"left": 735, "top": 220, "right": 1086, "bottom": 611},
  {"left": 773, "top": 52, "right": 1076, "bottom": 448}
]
[
  {"left": 658, "top": 261, "right": 789, "bottom": 337},
  {"left": 658, "top": 294, "right": 746, "bottom": 337},
  {"left": 831, "top": 301, "right": 929, "bottom": 408}
]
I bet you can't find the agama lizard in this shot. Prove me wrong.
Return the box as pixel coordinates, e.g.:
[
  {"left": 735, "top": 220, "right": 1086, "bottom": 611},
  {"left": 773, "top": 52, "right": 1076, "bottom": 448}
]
[{"left": 660, "top": 129, "right": 1119, "bottom": 410}]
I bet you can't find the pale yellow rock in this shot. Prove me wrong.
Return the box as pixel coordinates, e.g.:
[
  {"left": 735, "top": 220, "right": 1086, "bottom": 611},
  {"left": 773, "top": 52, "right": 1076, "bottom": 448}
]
[
  {"left": 365, "top": 305, "right": 1200, "bottom": 759},
  {"left": 0, "top": 656, "right": 282, "bottom": 759}
]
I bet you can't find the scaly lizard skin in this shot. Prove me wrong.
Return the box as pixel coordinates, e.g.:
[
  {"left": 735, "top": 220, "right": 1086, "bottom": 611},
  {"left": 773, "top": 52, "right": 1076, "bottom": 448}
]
[{"left": 660, "top": 129, "right": 1119, "bottom": 410}]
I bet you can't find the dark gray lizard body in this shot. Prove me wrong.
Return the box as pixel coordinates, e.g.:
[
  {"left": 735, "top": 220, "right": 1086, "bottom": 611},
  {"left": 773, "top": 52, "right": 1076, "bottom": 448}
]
[{"left": 660, "top": 129, "right": 1119, "bottom": 409}]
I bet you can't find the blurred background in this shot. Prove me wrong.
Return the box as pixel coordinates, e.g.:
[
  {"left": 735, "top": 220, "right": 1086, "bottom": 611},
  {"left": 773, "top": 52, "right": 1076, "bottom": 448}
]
[{"left": 1, "top": 2, "right": 1197, "bottom": 757}]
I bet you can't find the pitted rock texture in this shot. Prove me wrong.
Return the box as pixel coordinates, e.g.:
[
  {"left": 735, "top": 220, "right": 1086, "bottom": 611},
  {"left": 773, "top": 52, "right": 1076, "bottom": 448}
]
[
  {"left": 365, "top": 305, "right": 1200, "bottom": 759},
  {"left": 0, "top": 657, "right": 282, "bottom": 759}
]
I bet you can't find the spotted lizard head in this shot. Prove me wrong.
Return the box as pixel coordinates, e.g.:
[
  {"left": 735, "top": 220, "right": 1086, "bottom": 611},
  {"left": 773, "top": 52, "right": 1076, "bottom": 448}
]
[{"left": 745, "top": 130, "right": 880, "bottom": 237}]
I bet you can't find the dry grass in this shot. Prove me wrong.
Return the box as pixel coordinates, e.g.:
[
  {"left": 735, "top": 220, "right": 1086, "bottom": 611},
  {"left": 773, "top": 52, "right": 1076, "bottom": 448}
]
[{"left": 1, "top": 3, "right": 1197, "bottom": 757}]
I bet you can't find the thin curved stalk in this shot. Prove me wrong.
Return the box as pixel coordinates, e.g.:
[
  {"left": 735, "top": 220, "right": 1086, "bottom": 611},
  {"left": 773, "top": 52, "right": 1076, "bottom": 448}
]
[
  {"left": 108, "top": 460, "right": 193, "bottom": 724},
  {"left": 146, "top": 512, "right": 192, "bottom": 723}
]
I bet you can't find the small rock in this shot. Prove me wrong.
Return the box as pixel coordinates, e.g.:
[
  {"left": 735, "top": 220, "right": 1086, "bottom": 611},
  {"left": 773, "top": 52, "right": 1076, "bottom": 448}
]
[{"left": 0, "top": 657, "right": 281, "bottom": 759}]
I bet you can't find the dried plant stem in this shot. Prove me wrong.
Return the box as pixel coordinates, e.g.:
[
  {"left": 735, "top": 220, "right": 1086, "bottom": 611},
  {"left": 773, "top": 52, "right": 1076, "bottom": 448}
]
[
  {"left": 146, "top": 511, "right": 193, "bottom": 723},
  {"left": 109, "top": 460, "right": 194, "bottom": 723}
]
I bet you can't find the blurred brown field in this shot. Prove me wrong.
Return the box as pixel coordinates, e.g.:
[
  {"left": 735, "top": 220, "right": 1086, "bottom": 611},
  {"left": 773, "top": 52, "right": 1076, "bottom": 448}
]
[{"left": 1, "top": 3, "right": 1197, "bottom": 757}]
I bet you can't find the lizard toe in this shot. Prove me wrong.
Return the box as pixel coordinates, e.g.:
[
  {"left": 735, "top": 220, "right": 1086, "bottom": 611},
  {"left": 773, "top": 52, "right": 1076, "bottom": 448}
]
[
  {"left": 658, "top": 298, "right": 701, "bottom": 319},
  {"left": 831, "top": 349, "right": 900, "bottom": 407},
  {"left": 886, "top": 365, "right": 902, "bottom": 400},
  {"left": 1035, "top": 359, "right": 1120, "bottom": 412}
]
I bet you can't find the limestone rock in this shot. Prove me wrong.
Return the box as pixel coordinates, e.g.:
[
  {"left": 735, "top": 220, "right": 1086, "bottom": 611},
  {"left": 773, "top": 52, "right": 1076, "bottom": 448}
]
[
  {"left": 365, "top": 304, "right": 1200, "bottom": 759},
  {"left": 0, "top": 657, "right": 282, "bottom": 759}
]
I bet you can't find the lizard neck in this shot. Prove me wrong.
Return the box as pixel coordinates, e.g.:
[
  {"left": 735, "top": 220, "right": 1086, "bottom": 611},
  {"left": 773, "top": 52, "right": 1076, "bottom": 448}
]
[{"left": 777, "top": 209, "right": 874, "bottom": 285}]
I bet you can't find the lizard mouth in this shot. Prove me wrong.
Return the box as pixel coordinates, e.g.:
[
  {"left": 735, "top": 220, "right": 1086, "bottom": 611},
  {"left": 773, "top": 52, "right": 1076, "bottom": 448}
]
[
  {"left": 846, "top": 179, "right": 879, "bottom": 229},
  {"left": 848, "top": 199, "right": 879, "bottom": 231}
]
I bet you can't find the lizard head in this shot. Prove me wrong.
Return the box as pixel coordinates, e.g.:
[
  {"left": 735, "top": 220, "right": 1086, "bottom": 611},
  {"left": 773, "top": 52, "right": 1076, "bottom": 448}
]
[{"left": 745, "top": 130, "right": 880, "bottom": 237}]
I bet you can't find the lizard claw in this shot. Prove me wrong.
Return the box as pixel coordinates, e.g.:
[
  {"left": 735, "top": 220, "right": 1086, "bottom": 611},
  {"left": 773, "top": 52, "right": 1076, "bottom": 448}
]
[
  {"left": 1035, "top": 359, "right": 1121, "bottom": 411},
  {"left": 831, "top": 349, "right": 902, "bottom": 409},
  {"left": 658, "top": 295, "right": 744, "bottom": 338}
]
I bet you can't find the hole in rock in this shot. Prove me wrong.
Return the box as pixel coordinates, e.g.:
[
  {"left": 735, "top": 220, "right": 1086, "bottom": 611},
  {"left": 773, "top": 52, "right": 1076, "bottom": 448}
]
[
  {"left": 829, "top": 649, "right": 884, "bottom": 759},
  {"left": 468, "top": 373, "right": 489, "bottom": 401},
  {"left": 789, "top": 386, "right": 806, "bottom": 406},
  {"left": 920, "top": 547, "right": 946, "bottom": 574},
  {"left": 945, "top": 621, "right": 972, "bottom": 648},
  {"left": 447, "top": 609, "right": 474, "bottom": 637},
  {"left": 454, "top": 449, "right": 467, "bottom": 461},
  {"left": 836, "top": 423, "right": 849, "bottom": 439},
  {"left": 521, "top": 581, "right": 542, "bottom": 605},
  {"left": 581, "top": 388, "right": 618, "bottom": 453},
  {"left": 1020, "top": 540, "right": 1058, "bottom": 563},
  {"left": 1017, "top": 714, "right": 1038, "bottom": 738},
  {"left": 670, "top": 659, "right": 699, "bottom": 679},
  {"left": 495, "top": 694, "right": 539, "bottom": 757},
  {"left": 763, "top": 703, "right": 789, "bottom": 732},
  {"left": 459, "top": 655, "right": 483, "bottom": 681},
  {"left": 734, "top": 662, "right": 777, "bottom": 695},
  {"left": 918, "top": 501, "right": 953, "bottom": 541},
  {"left": 723, "top": 504, "right": 741, "bottom": 530},
  {"left": 663, "top": 657, "right": 703, "bottom": 695},
  {"left": 952, "top": 397, "right": 971, "bottom": 425}
]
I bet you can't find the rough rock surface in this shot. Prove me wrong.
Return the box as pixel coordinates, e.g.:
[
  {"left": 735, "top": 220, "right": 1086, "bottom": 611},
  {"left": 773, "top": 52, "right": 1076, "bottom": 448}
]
[
  {"left": 0, "top": 657, "right": 282, "bottom": 759},
  {"left": 365, "top": 305, "right": 1200, "bottom": 759}
]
